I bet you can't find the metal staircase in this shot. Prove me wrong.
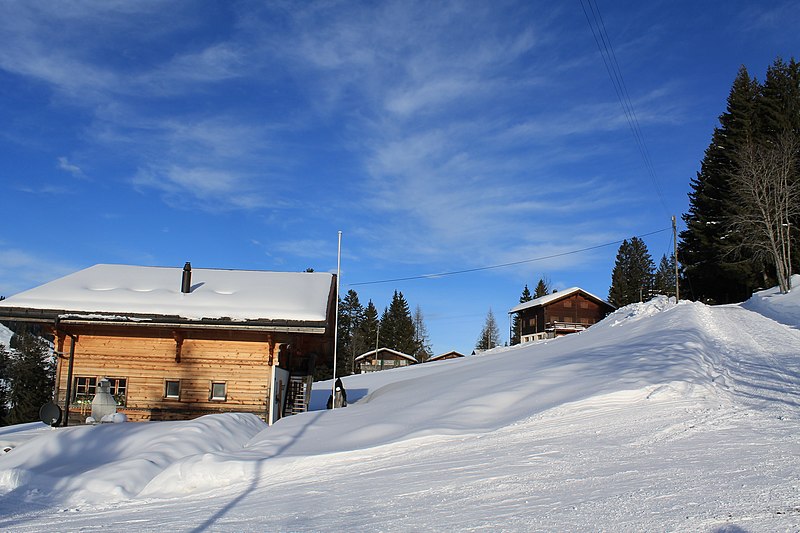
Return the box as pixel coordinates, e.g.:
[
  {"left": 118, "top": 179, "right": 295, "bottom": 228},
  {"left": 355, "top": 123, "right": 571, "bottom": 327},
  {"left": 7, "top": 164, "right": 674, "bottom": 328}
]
[{"left": 284, "top": 374, "right": 312, "bottom": 416}]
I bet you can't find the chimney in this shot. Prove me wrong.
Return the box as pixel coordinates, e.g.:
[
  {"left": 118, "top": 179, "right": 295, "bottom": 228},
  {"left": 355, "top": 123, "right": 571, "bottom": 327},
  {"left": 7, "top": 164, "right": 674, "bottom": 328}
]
[{"left": 181, "top": 262, "right": 192, "bottom": 293}]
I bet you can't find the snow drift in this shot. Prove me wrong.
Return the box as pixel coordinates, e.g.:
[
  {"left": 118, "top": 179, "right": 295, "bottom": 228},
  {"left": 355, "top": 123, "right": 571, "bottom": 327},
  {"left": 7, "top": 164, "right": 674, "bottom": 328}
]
[{"left": 0, "top": 281, "right": 799, "bottom": 531}]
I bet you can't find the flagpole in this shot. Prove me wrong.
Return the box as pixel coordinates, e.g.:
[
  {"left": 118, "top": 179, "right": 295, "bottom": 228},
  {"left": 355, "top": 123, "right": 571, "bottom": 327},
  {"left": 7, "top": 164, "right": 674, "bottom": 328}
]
[{"left": 331, "top": 231, "right": 342, "bottom": 409}]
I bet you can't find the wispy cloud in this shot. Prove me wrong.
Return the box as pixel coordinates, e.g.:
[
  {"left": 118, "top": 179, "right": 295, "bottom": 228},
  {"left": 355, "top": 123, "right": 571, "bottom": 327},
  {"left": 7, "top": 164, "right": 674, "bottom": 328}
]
[
  {"left": 57, "top": 157, "right": 87, "bottom": 179},
  {"left": 0, "top": 0, "right": 683, "bottom": 276},
  {"left": 0, "top": 248, "right": 77, "bottom": 296}
]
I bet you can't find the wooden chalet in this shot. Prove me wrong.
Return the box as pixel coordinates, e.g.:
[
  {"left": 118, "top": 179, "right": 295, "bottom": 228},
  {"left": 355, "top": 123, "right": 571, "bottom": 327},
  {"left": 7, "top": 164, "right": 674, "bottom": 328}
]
[
  {"left": 509, "top": 287, "right": 615, "bottom": 343},
  {"left": 354, "top": 347, "right": 417, "bottom": 373},
  {"left": 427, "top": 350, "right": 465, "bottom": 362},
  {"left": 0, "top": 263, "right": 337, "bottom": 425}
]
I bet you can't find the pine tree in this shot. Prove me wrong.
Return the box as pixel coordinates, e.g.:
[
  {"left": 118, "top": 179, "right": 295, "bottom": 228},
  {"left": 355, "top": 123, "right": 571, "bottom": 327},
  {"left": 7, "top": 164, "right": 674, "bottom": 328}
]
[
  {"left": 654, "top": 254, "right": 677, "bottom": 297},
  {"left": 380, "top": 291, "right": 417, "bottom": 355},
  {"left": 411, "top": 305, "right": 433, "bottom": 362},
  {"left": 357, "top": 300, "right": 380, "bottom": 357},
  {"left": 0, "top": 343, "right": 9, "bottom": 426},
  {"left": 7, "top": 330, "right": 55, "bottom": 425},
  {"left": 675, "top": 61, "right": 800, "bottom": 302},
  {"left": 475, "top": 308, "right": 501, "bottom": 350},
  {"left": 533, "top": 277, "right": 550, "bottom": 298},
  {"left": 608, "top": 237, "right": 655, "bottom": 307},
  {"left": 511, "top": 284, "right": 533, "bottom": 345},
  {"left": 337, "top": 289, "right": 364, "bottom": 377},
  {"left": 757, "top": 58, "right": 800, "bottom": 283},
  {"left": 759, "top": 58, "right": 800, "bottom": 138}
]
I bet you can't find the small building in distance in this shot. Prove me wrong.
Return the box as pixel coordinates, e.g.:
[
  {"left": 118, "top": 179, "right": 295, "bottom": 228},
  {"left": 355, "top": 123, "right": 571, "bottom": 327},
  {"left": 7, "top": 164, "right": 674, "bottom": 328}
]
[
  {"left": 355, "top": 347, "right": 417, "bottom": 373},
  {"left": 0, "top": 263, "right": 337, "bottom": 425},
  {"left": 427, "top": 350, "right": 465, "bottom": 362},
  {"left": 509, "top": 287, "right": 615, "bottom": 343}
]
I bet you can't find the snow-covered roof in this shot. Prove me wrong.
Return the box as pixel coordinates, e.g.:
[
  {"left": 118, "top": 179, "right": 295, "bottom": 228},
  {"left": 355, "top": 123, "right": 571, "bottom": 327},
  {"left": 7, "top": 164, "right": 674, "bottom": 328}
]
[
  {"left": 428, "top": 350, "right": 465, "bottom": 362},
  {"left": 0, "top": 264, "right": 335, "bottom": 327},
  {"left": 354, "top": 347, "right": 418, "bottom": 363},
  {"left": 508, "top": 287, "right": 613, "bottom": 314}
]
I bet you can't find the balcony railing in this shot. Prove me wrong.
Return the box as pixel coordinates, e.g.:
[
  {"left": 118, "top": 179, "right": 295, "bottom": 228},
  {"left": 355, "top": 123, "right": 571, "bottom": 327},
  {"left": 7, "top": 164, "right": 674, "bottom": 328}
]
[{"left": 545, "top": 321, "right": 588, "bottom": 332}]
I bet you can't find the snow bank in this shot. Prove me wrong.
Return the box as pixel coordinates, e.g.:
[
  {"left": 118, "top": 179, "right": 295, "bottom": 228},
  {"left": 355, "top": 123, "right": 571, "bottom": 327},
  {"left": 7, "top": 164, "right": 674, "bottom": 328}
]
[
  {"left": 742, "top": 273, "right": 800, "bottom": 328},
  {"left": 1, "top": 292, "right": 799, "bottom": 530},
  {"left": 0, "top": 413, "right": 265, "bottom": 505},
  {"left": 137, "top": 297, "right": 740, "bottom": 496}
]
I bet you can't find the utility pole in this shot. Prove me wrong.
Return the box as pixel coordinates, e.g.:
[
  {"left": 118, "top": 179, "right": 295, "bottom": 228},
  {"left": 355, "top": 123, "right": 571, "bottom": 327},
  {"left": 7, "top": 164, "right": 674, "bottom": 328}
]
[
  {"left": 331, "top": 231, "right": 342, "bottom": 409},
  {"left": 672, "top": 215, "right": 680, "bottom": 301}
]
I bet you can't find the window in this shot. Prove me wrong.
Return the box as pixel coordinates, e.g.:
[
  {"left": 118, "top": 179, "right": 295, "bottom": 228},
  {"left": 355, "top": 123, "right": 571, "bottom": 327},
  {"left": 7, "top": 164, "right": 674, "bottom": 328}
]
[
  {"left": 73, "top": 376, "right": 97, "bottom": 403},
  {"left": 106, "top": 377, "right": 127, "bottom": 406},
  {"left": 165, "top": 380, "right": 181, "bottom": 399},
  {"left": 563, "top": 300, "right": 572, "bottom": 308},
  {"left": 580, "top": 301, "right": 589, "bottom": 309},
  {"left": 210, "top": 381, "right": 227, "bottom": 401}
]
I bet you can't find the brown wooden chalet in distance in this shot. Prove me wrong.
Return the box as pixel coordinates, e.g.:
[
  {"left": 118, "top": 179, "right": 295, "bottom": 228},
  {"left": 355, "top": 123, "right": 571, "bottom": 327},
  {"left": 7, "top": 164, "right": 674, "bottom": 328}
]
[
  {"left": 0, "top": 263, "right": 337, "bottom": 425},
  {"left": 354, "top": 348, "right": 417, "bottom": 373},
  {"left": 509, "top": 287, "right": 615, "bottom": 343},
  {"left": 427, "top": 350, "right": 465, "bottom": 363}
]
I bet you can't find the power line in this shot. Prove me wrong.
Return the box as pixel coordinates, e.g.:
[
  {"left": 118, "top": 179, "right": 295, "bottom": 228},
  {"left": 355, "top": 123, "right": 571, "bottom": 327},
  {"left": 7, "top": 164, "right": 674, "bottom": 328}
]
[
  {"left": 350, "top": 227, "right": 671, "bottom": 286},
  {"left": 579, "top": 0, "right": 669, "bottom": 215}
]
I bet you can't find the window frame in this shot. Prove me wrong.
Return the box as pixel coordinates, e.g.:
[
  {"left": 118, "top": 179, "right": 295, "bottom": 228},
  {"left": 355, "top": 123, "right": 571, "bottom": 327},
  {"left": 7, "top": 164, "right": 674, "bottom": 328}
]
[
  {"left": 210, "top": 381, "right": 227, "bottom": 401},
  {"left": 164, "top": 379, "right": 181, "bottom": 400},
  {"left": 106, "top": 377, "right": 128, "bottom": 406},
  {"left": 73, "top": 376, "right": 97, "bottom": 404}
]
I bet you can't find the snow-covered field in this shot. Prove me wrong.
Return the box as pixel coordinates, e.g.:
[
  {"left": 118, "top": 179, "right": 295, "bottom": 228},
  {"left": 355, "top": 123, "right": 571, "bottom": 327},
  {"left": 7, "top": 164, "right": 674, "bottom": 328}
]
[{"left": 1, "top": 280, "right": 799, "bottom": 531}]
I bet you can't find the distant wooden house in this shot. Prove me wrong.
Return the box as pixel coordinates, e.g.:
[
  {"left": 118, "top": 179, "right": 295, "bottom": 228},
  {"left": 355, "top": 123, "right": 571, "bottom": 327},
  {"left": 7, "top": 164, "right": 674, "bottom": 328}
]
[
  {"left": 509, "top": 287, "right": 615, "bottom": 343},
  {"left": 354, "top": 348, "right": 417, "bottom": 373},
  {"left": 427, "top": 350, "right": 465, "bottom": 362},
  {"left": 0, "top": 263, "right": 337, "bottom": 425}
]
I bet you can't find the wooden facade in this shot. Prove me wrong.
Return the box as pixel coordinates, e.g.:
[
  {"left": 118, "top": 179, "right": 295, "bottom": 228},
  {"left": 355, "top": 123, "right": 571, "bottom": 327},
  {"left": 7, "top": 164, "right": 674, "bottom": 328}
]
[
  {"left": 427, "top": 350, "right": 465, "bottom": 362},
  {"left": 0, "top": 264, "right": 337, "bottom": 425},
  {"left": 51, "top": 325, "right": 331, "bottom": 424},
  {"left": 510, "top": 288, "right": 615, "bottom": 343},
  {"left": 355, "top": 348, "right": 418, "bottom": 373}
]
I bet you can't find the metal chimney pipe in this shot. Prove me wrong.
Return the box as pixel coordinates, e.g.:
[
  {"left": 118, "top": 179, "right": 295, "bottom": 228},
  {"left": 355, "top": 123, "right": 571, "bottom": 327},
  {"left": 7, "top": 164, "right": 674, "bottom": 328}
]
[{"left": 181, "top": 262, "right": 192, "bottom": 293}]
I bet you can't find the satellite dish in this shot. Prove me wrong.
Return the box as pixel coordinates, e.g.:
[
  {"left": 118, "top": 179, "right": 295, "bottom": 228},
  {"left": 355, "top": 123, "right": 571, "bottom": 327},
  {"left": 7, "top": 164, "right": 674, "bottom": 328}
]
[{"left": 39, "top": 402, "right": 62, "bottom": 427}]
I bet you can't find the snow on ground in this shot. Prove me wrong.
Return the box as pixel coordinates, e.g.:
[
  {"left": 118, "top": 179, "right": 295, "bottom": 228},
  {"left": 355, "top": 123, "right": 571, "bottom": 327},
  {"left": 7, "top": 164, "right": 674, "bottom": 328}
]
[{"left": 0, "top": 288, "right": 799, "bottom": 531}]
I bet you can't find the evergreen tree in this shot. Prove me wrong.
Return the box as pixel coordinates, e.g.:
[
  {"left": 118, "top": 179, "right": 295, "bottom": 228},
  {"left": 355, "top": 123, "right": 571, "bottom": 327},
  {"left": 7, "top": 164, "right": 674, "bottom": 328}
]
[
  {"left": 0, "top": 343, "right": 9, "bottom": 426},
  {"left": 757, "top": 58, "right": 800, "bottom": 282},
  {"left": 510, "top": 284, "right": 533, "bottom": 345},
  {"left": 679, "top": 65, "right": 763, "bottom": 303},
  {"left": 759, "top": 58, "right": 800, "bottom": 138},
  {"left": 533, "top": 277, "right": 550, "bottom": 298},
  {"left": 7, "top": 330, "right": 55, "bottom": 425},
  {"left": 678, "top": 59, "right": 800, "bottom": 302},
  {"left": 654, "top": 254, "right": 677, "bottom": 297},
  {"left": 475, "top": 308, "right": 501, "bottom": 350},
  {"left": 380, "top": 291, "right": 417, "bottom": 355},
  {"left": 337, "top": 289, "right": 364, "bottom": 377},
  {"left": 608, "top": 237, "right": 655, "bottom": 307},
  {"left": 411, "top": 305, "right": 433, "bottom": 362},
  {"left": 357, "top": 300, "right": 380, "bottom": 357}
]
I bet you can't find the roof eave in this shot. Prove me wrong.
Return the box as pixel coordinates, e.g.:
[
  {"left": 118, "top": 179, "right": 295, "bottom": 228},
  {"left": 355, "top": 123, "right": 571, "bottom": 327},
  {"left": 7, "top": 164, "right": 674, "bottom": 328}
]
[{"left": 0, "top": 307, "right": 328, "bottom": 334}]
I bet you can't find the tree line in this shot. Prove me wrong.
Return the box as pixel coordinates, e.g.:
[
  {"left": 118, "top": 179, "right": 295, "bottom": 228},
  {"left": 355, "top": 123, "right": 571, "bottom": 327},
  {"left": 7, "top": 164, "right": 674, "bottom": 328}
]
[
  {"left": 603, "top": 57, "right": 798, "bottom": 308},
  {"left": 679, "top": 57, "right": 800, "bottom": 302},
  {"left": 329, "top": 289, "right": 433, "bottom": 379},
  {"left": 0, "top": 324, "right": 55, "bottom": 426}
]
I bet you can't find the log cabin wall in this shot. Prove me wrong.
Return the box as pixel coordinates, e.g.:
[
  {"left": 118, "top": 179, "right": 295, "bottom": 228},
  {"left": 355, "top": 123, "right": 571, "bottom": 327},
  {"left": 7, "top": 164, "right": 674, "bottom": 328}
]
[
  {"left": 54, "top": 325, "right": 330, "bottom": 423},
  {"left": 518, "top": 293, "right": 612, "bottom": 338},
  {"left": 544, "top": 294, "right": 606, "bottom": 327}
]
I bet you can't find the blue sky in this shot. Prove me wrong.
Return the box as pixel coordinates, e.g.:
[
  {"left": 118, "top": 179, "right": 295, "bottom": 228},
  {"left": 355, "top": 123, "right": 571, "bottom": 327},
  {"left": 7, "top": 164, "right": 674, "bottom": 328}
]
[{"left": 1, "top": 1, "right": 798, "bottom": 355}]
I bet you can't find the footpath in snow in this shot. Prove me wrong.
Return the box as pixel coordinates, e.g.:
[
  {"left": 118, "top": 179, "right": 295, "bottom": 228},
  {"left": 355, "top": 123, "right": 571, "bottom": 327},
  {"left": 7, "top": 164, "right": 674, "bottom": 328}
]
[{"left": 0, "top": 280, "right": 799, "bottom": 531}]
